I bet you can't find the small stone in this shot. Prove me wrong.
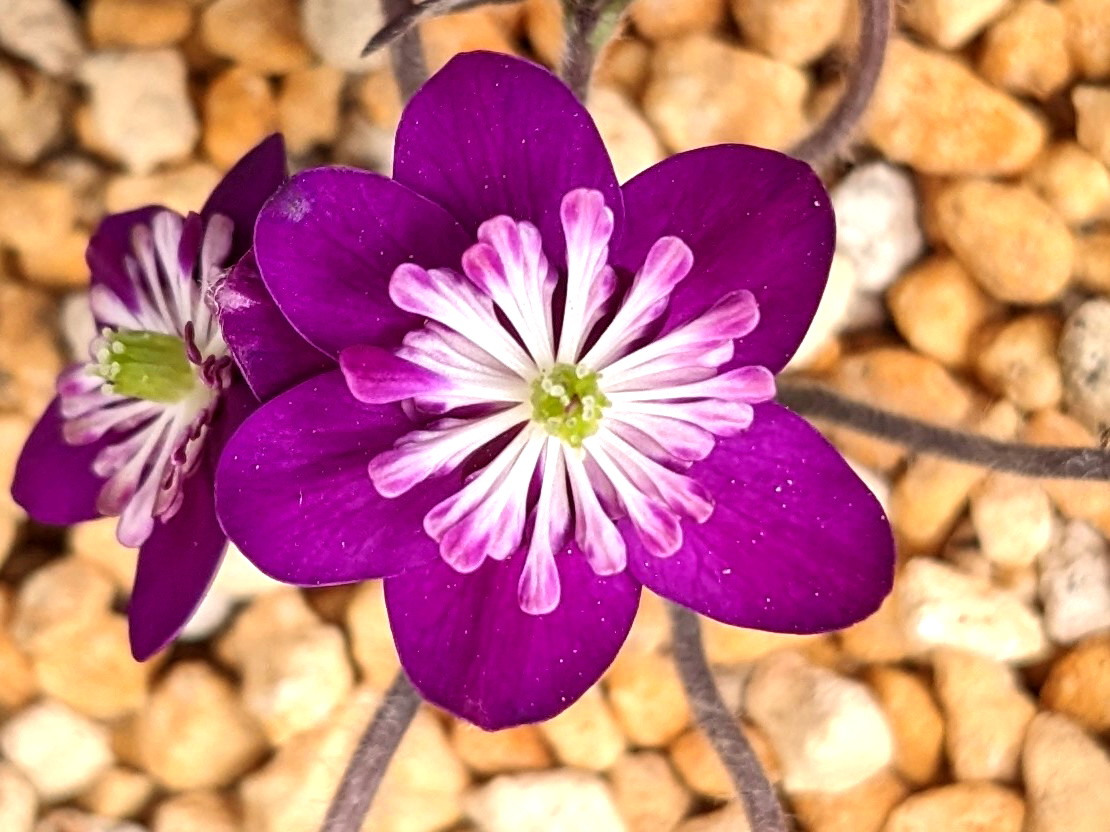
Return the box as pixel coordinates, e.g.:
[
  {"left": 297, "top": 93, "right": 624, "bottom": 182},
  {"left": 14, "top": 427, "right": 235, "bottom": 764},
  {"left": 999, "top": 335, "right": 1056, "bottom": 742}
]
[
  {"left": 1026, "top": 142, "right": 1110, "bottom": 226},
  {"left": 902, "top": 0, "right": 1010, "bottom": 48},
  {"left": 864, "top": 667, "right": 944, "bottom": 787},
  {"left": 13, "top": 558, "right": 115, "bottom": 655},
  {"left": 1024, "top": 712, "right": 1110, "bottom": 832},
  {"left": 611, "top": 751, "right": 691, "bottom": 832},
  {"left": 979, "top": 1, "right": 1071, "bottom": 99},
  {"left": 644, "top": 35, "right": 809, "bottom": 153},
  {"left": 832, "top": 162, "right": 925, "bottom": 294},
  {"left": 936, "top": 180, "right": 1073, "bottom": 304},
  {"left": 419, "top": 8, "right": 515, "bottom": 72},
  {"left": 0, "top": 63, "right": 66, "bottom": 164},
  {"left": 729, "top": 0, "right": 848, "bottom": 65},
  {"left": 888, "top": 256, "right": 997, "bottom": 367},
  {"left": 0, "top": 281, "right": 64, "bottom": 418},
  {"left": 0, "top": 763, "right": 36, "bottom": 832},
  {"left": 241, "top": 688, "right": 468, "bottom": 832},
  {"left": 1040, "top": 633, "right": 1110, "bottom": 734},
  {"left": 897, "top": 558, "right": 1048, "bottom": 663},
  {"left": 18, "top": 230, "right": 92, "bottom": 290},
  {"left": 787, "top": 253, "right": 857, "bottom": 371},
  {"left": 1074, "top": 85, "right": 1110, "bottom": 168},
  {"left": 588, "top": 86, "right": 665, "bottom": 184},
  {"left": 890, "top": 455, "right": 985, "bottom": 553},
  {"left": 1076, "top": 231, "right": 1110, "bottom": 292},
  {"left": 676, "top": 803, "right": 750, "bottom": 832},
  {"left": 80, "top": 49, "right": 198, "bottom": 174},
  {"left": 278, "top": 65, "right": 344, "bottom": 156},
  {"left": 203, "top": 67, "right": 277, "bottom": 170},
  {"left": 34, "top": 613, "right": 155, "bottom": 720},
  {"left": 153, "top": 791, "right": 238, "bottom": 832},
  {"left": 70, "top": 518, "right": 138, "bottom": 594},
  {"left": 241, "top": 623, "right": 354, "bottom": 745},
  {"left": 201, "top": 0, "right": 311, "bottom": 74},
  {"left": 466, "top": 771, "right": 625, "bottom": 832},
  {"left": 78, "top": 767, "right": 153, "bottom": 820},
  {"left": 302, "top": 0, "right": 386, "bottom": 72},
  {"left": 521, "top": 0, "right": 563, "bottom": 68},
  {"left": 839, "top": 593, "right": 921, "bottom": 664},
  {"left": 88, "top": 0, "right": 192, "bottom": 48},
  {"left": 344, "top": 580, "right": 401, "bottom": 690},
  {"left": 883, "top": 783, "right": 1025, "bottom": 832},
  {"left": 746, "top": 651, "right": 893, "bottom": 793},
  {"left": 594, "top": 37, "right": 652, "bottom": 99},
  {"left": 1039, "top": 521, "right": 1110, "bottom": 645},
  {"left": 0, "top": 172, "right": 77, "bottom": 252},
  {"left": 0, "top": 0, "right": 84, "bottom": 75},
  {"left": 32, "top": 809, "right": 143, "bottom": 832},
  {"left": 217, "top": 588, "right": 321, "bottom": 670},
  {"left": 606, "top": 652, "right": 691, "bottom": 747},
  {"left": 933, "top": 648, "right": 1037, "bottom": 782},
  {"left": 452, "top": 723, "right": 553, "bottom": 775},
  {"left": 1060, "top": 0, "right": 1110, "bottom": 79},
  {"left": 866, "top": 39, "right": 1046, "bottom": 175},
  {"left": 970, "top": 473, "right": 1055, "bottom": 568},
  {"left": 630, "top": 0, "right": 725, "bottom": 41},
  {"left": 538, "top": 686, "right": 625, "bottom": 771},
  {"left": 0, "top": 700, "right": 113, "bottom": 801},
  {"left": 615, "top": 592, "right": 671, "bottom": 660},
  {"left": 104, "top": 163, "right": 221, "bottom": 215},
  {"left": 136, "top": 662, "right": 266, "bottom": 789},
  {"left": 701, "top": 617, "right": 817, "bottom": 665},
  {"left": 0, "top": 613, "right": 37, "bottom": 711},
  {"left": 975, "top": 313, "right": 1063, "bottom": 411},
  {"left": 791, "top": 769, "right": 908, "bottom": 832},
  {"left": 1061, "top": 299, "right": 1110, "bottom": 432}
]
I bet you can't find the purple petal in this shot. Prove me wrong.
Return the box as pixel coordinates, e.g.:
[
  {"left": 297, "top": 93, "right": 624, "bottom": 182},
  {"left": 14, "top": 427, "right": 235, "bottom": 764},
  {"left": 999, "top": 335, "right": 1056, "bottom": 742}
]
[
  {"left": 254, "top": 167, "right": 472, "bottom": 357},
  {"left": 386, "top": 546, "right": 641, "bottom": 728},
  {"left": 339, "top": 344, "right": 445, "bottom": 404},
  {"left": 86, "top": 206, "right": 166, "bottom": 312},
  {"left": 215, "top": 249, "right": 333, "bottom": 402},
  {"left": 11, "top": 395, "right": 111, "bottom": 526},
  {"left": 628, "top": 403, "right": 894, "bottom": 634},
  {"left": 215, "top": 370, "right": 451, "bottom": 585},
  {"left": 613, "top": 145, "right": 835, "bottom": 374},
  {"left": 201, "top": 133, "right": 287, "bottom": 261},
  {"left": 393, "top": 51, "right": 623, "bottom": 264}
]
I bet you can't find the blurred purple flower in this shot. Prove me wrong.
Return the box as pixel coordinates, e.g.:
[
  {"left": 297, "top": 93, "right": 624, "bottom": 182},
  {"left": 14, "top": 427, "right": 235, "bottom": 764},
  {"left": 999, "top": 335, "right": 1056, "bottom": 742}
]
[
  {"left": 10, "top": 134, "right": 307, "bottom": 660},
  {"left": 215, "top": 53, "right": 894, "bottom": 728}
]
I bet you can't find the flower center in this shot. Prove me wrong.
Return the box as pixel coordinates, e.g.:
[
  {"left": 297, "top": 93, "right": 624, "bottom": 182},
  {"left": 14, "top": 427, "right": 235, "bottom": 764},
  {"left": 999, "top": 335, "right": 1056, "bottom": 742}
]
[
  {"left": 530, "top": 363, "right": 609, "bottom": 448},
  {"left": 93, "top": 328, "right": 198, "bottom": 404}
]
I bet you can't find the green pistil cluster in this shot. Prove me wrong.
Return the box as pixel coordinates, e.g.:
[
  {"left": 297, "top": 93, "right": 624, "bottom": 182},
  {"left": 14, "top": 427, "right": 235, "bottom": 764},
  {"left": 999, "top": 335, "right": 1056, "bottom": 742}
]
[
  {"left": 94, "top": 328, "right": 198, "bottom": 403},
  {"left": 531, "top": 363, "right": 610, "bottom": 448}
]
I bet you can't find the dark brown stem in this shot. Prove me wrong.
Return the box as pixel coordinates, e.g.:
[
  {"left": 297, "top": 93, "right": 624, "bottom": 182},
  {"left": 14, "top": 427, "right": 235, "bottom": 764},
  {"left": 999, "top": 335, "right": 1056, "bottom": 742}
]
[
  {"left": 320, "top": 672, "right": 421, "bottom": 832},
  {"left": 380, "top": 0, "right": 430, "bottom": 101},
  {"left": 777, "top": 380, "right": 1110, "bottom": 480},
  {"left": 790, "top": 0, "right": 891, "bottom": 165},
  {"left": 669, "top": 604, "right": 788, "bottom": 832},
  {"left": 363, "top": 0, "right": 522, "bottom": 58}
]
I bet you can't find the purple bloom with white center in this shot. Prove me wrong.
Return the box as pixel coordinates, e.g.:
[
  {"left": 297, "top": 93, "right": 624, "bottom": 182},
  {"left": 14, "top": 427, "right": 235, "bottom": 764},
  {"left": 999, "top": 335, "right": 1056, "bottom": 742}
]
[
  {"left": 10, "top": 135, "right": 309, "bottom": 660},
  {"left": 216, "top": 53, "right": 895, "bottom": 728}
]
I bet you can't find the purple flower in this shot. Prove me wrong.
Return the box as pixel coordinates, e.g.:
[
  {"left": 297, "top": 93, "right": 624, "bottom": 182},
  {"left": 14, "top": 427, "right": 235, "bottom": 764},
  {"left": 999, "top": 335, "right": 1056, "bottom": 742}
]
[
  {"left": 216, "top": 53, "right": 894, "bottom": 728},
  {"left": 10, "top": 135, "right": 302, "bottom": 660}
]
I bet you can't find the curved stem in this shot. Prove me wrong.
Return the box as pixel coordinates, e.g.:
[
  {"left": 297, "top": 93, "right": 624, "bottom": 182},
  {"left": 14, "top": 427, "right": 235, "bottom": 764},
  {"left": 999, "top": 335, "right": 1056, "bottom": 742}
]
[
  {"left": 321, "top": 672, "right": 422, "bottom": 832},
  {"left": 363, "top": 0, "right": 521, "bottom": 58},
  {"left": 380, "top": 0, "right": 430, "bottom": 101},
  {"left": 669, "top": 604, "right": 788, "bottom": 832},
  {"left": 777, "top": 380, "right": 1110, "bottom": 480},
  {"left": 790, "top": 0, "right": 891, "bottom": 165}
]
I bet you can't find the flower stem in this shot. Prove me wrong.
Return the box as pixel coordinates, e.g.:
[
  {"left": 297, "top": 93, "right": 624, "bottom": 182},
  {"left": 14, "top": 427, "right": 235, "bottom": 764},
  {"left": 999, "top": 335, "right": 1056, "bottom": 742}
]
[
  {"left": 777, "top": 380, "right": 1110, "bottom": 480},
  {"left": 363, "top": 0, "right": 521, "bottom": 59},
  {"left": 379, "top": 0, "right": 430, "bottom": 101},
  {"left": 668, "top": 604, "right": 788, "bottom": 832},
  {"left": 790, "top": 0, "right": 891, "bottom": 165},
  {"left": 560, "top": 0, "right": 605, "bottom": 101},
  {"left": 321, "top": 672, "right": 422, "bottom": 832}
]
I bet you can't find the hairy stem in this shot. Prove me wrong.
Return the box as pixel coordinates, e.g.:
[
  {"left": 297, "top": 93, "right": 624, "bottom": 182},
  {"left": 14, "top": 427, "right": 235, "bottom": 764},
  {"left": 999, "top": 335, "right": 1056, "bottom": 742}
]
[
  {"left": 321, "top": 673, "right": 422, "bottom": 832},
  {"left": 669, "top": 604, "right": 788, "bottom": 832},
  {"left": 380, "top": 0, "right": 430, "bottom": 100},
  {"left": 790, "top": 0, "right": 891, "bottom": 165},
  {"left": 560, "top": 0, "right": 605, "bottom": 101},
  {"left": 364, "top": 0, "right": 521, "bottom": 58},
  {"left": 777, "top": 380, "right": 1110, "bottom": 480}
]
